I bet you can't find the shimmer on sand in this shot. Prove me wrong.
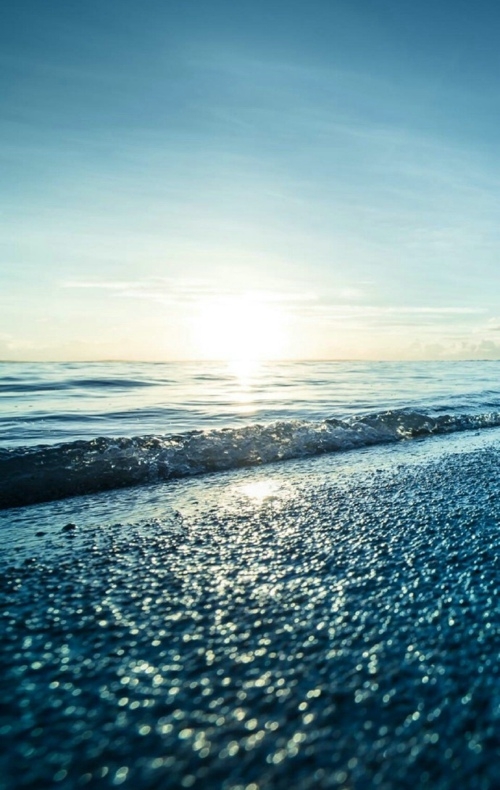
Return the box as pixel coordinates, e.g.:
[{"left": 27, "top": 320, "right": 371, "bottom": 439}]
[{"left": 1, "top": 431, "right": 499, "bottom": 790}]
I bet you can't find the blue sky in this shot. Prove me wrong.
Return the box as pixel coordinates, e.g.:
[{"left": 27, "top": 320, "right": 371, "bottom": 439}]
[{"left": 2, "top": 0, "right": 500, "bottom": 360}]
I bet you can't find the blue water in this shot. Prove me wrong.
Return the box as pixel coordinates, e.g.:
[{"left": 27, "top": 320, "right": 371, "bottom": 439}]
[
  {"left": 3, "top": 359, "right": 500, "bottom": 507},
  {"left": 3, "top": 359, "right": 500, "bottom": 447}
]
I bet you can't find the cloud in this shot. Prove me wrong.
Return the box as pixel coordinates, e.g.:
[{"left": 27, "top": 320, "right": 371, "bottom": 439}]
[
  {"left": 61, "top": 277, "right": 486, "bottom": 325},
  {"left": 61, "top": 276, "right": 320, "bottom": 307},
  {"left": 409, "top": 338, "right": 500, "bottom": 361},
  {"left": 481, "top": 317, "right": 500, "bottom": 333},
  {"left": 0, "top": 333, "right": 40, "bottom": 353}
]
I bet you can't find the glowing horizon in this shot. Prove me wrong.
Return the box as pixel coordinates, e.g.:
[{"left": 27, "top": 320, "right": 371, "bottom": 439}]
[{"left": 2, "top": 1, "right": 500, "bottom": 362}]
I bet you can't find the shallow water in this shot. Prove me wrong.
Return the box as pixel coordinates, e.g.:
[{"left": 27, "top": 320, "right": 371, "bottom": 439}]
[{"left": 4, "top": 360, "right": 500, "bottom": 509}]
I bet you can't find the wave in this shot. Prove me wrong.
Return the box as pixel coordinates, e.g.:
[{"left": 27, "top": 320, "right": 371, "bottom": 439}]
[
  {"left": 2, "top": 408, "right": 500, "bottom": 509},
  {"left": 0, "top": 377, "right": 156, "bottom": 394}
]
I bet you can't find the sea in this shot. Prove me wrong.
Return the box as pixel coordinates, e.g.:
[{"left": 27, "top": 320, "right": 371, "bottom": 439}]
[{"left": 3, "top": 358, "right": 500, "bottom": 509}]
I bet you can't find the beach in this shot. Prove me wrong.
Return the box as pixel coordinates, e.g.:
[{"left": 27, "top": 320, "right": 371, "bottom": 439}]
[
  {"left": 5, "top": 0, "right": 500, "bottom": 785},
  {"left": 2, "top": 428, "right": 499, "bottom": 789}
]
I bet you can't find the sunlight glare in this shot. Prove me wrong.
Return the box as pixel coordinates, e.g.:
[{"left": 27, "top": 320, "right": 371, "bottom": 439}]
[
  {"left": 194, "top": 294, "right": 287, "bottom": 364},
  {"left": 235, "top": 480, "right": 281, "bottom": 501}
]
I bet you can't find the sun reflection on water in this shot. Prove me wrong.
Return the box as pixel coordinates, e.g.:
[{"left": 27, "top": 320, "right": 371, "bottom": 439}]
[
  {"left": 228, "top": 356, "right": 261, "bottom": 383},
  {"left": 235, "top": 480, "right": 281, "bottom": 501},
  {"left": 229, "top": 357, "right": 262, "bottom": 412}
]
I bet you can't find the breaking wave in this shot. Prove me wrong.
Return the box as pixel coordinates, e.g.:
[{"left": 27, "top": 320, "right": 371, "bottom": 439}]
[{"left": 2, "top": 408, "right": 500, "bottom": 509}]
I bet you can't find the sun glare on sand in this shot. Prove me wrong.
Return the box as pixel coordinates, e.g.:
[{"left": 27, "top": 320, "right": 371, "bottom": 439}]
[{"left": 194, "top": 295, "right": 287, "bottom": 370}]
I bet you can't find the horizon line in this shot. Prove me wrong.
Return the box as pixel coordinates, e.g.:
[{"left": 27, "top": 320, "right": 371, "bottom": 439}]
[{"left": 1, "top": 357, "right": 499, "bottom": 365}]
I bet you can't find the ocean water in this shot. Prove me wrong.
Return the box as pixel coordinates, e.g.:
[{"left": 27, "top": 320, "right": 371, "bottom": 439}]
[{"left": 3, "top": 359, "right": 500, "bottom": 508}]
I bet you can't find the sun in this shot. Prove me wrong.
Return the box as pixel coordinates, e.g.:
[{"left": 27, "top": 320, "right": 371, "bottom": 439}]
[{"left": 193, "top": 294, "right": 287, "bottom": 364}]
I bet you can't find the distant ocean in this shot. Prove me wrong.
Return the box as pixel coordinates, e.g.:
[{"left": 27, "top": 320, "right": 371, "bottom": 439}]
[{"left": 3, "top": 359, "right": 500, "bottom": 508}]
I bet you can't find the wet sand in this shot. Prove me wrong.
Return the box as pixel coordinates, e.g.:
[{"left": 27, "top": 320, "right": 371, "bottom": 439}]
[{"left": 1, "top": 430, "right": 499, "bottom": 789}]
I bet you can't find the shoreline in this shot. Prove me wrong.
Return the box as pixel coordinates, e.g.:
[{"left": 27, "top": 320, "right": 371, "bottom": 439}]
[{"left": 1, "top": 431, "right": 500, "bottom": 788}]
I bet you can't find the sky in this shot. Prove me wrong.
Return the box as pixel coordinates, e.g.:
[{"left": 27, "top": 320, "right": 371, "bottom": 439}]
[{"left": 3, "top": 0, "right": 500, "bottom": 361}]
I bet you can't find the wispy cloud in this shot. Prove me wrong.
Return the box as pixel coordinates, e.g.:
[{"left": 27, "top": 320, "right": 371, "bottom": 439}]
[
  {"left": 62, "top": 277, "right": 486, "bottom": 319},
  {"left": 61, "top": 276, "right": 320, "bottom": 307}
]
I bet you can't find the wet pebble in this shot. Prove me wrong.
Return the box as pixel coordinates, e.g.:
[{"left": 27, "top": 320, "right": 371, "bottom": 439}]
[{"left": 1, "top": 448, "right": 499, "bottom": 789}]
